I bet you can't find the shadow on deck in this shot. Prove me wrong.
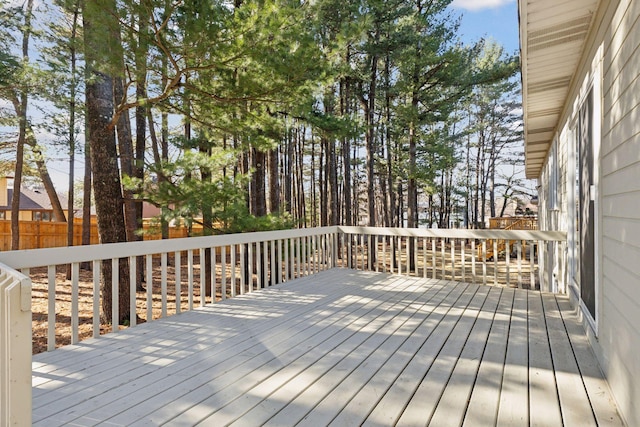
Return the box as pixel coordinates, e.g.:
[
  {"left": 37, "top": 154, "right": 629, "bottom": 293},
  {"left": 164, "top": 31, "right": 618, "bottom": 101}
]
[{"left": 32, "top": 268, "right": 623, "bottom": 426}]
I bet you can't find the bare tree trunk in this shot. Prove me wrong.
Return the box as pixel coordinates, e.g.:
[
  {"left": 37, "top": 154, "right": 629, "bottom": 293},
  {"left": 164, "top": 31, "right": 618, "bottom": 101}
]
[
  {"left": 269, "top": 147, "right": 279, "bottom": 214},
  {"left": 114, "top": 77, "right": 137, "bottom": 240},
  {"left": 338, "top": 74, "right": 353, "bottom": 226},
  {"left": 66, "top": 4, "right": 80, "bottom": 253},
  {"left": 285, "top": 127, "right": 293, "bottom": 214},
  {"left": 10, "top": 0, "right": 34, "bottom": 250},
  {"left": 251, "top": 148, "right": 267, "bottom": 217},
  {"left": 84, "top": 0, "right": 130, "bottom": 324},
  {"left": 82, "top": 138, "right": 92, "bottom": 248}
]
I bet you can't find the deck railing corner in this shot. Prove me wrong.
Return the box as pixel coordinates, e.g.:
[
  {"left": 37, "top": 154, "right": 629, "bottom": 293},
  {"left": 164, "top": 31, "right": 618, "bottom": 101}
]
[{"left": 0, "top": 262, "right": 32, "bottom": 426}]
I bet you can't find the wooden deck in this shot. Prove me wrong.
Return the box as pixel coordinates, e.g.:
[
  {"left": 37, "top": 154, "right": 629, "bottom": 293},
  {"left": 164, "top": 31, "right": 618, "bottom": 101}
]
[{"left": 32, "top": 269, "right": 623, "bottom": 426}]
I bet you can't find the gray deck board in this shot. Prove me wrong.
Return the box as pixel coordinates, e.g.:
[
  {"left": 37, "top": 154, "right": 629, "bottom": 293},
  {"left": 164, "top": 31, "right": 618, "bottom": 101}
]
[{"left": 32, "top": 268, "right": 624, "bottom": 426}]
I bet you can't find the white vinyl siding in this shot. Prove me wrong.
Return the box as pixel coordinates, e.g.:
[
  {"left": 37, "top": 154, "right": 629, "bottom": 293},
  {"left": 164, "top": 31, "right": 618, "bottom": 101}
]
[{"left": 535, "top": 1, "right": 640, "bottom": 425}]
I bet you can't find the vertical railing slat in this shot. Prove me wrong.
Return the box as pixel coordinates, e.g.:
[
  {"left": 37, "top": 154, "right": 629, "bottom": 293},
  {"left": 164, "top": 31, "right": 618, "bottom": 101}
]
[
  {"left": 93, "top": 260, "right": 100, "bottom": 339},
  {"left": 277, "top": 239, "right": 283, "bottom": 284},
  {"left": 390, "top": 236, "right": 394, "bottom": 274},
  {"left": 47, "top": 265, "right": 56, "bottom": 351},
  {"left": 405, "top": 236, "right": 410, "bottom": 276},
  {"left": 414, "top": 237, "right": 419, "bottom": 278},
  {"left": 506, "top": 241, "right": 511, "bottom": 287},
  {"left": 493, "top": 240, "right": 498, "bottom": 286},
  {"left": 221, "top": 245, "right": 227, "bottom": 300},
  {"left": 471, "top": 240, "right": 476, "bottom": 284},
  {"left": 375, "top": 235, "right": 379, "bottom": 273},
  {"left": 240, "top": 244, "right": 251, "bottom": 295},
  {"left": 461, "top": 239, "right": 466, "bottom": 283},
  {"left": 432, "top": 239, "right": 436, "bottom": 279},
  {"left": 161, "top": 252, "right": 167, "bottom": 317},
  {"left": 71, "top": 262, "right": 79, "bottom": 344},
  {"left": 302, "top": 236, "right": 308, "bottom": 276},
  {"left": 263, "top": 240, "right": 269, "bottom": 286},
  {"left": 324, "top": 234, "right": 328, "bottom": 270},
  {"left": 198, "top": 249, "right": 205, "bottom": 306},
  {"left": 211, "top": 247, "right": 217, "bottom": 302},
  {"left": 296, "top": 237, "right": 301, "bottom": 278},
  {"left": 231, "top": 245, "right": 236, "bottom": 296},
  {"left": 517, "top": 240, "right": 523, "bottom": 288},
  {"left": 441, "top": 239, "right": 446, "bottom": 280},
  {"left": 112, "top": 258, "right": 118, "bottom": 333},
  {"left": 175, "top": 251, "right": 181, "bottom": 314},
  {"left": 530, "top": 241, "right": 535, "bottom": 290},
  {"left": 188, "top": 249, "right": 194, "bottom": 310},
  {"left": 270, "top": 240, "right": 276, "bottom": 285},
  {"left": 368, "top": 234, "right": 373, "bottom": 272},
  {"left": 423, "top": 238, "right": 427, "bottom": 279},
  {"left": 401, "top": 236, "right": 404, "bottom": 274},
  {"left": 333, "top": 233, "right": 338, "bottom": 268},
  {"left": 451, "top": 239, "right": 456, "bottom": 281},
  {"left": 129, "top": 256, "right": 136, "bottom": 327},
  {"left": 256, "top": 241, "right": 262, "bottom": 289},
  {"left": 247, "top": 242, "right": 253, "bottom": 293},
  {"left": 284, "top": 239, "right": 289, "bottom": 281},
  {"left": 482, "top": 241, "right": 487, "bottom": 287},
  {"left": 382, "top": 236, "right": 387, "bottom": 273}
]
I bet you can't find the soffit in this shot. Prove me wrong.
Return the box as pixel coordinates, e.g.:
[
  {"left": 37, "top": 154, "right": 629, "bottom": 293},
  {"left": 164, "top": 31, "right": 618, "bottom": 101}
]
[{"left": 519, "top": 0, "right": 600, "bottom": 179}]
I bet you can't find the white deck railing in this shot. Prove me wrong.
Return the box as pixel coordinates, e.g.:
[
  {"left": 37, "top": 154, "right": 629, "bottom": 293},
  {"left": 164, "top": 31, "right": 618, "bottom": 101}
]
[
  {"left": 339, "top": 226, "right": 567, "bottom": 293},
  {"left": 0, "top": 261, "right": 32, "bottom": 426},
  {"left": 0, "top": 225, "right": 565, "bottom": 423}
]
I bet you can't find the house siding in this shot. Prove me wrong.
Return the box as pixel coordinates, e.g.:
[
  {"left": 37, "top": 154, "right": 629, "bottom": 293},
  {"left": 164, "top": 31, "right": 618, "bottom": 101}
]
[{"left": 536, "top": 1, "right": 640, "bottom": 425}]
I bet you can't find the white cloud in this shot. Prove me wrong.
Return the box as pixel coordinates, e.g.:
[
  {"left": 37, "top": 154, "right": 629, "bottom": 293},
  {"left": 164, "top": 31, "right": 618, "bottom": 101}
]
[{"left": 450, "top": 0, "right": 515, "bottom": 12}]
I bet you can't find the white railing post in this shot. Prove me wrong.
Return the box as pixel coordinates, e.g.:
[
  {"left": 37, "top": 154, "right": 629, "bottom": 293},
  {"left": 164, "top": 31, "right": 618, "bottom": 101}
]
[{"left": 0, "top": 264, "right": 32, "bottom": 426}]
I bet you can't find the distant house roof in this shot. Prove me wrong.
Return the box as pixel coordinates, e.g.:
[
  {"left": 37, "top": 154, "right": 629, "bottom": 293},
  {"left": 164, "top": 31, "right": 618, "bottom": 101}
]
[{"left": 0, "top": 187, "right": 68, "bottom": 211}]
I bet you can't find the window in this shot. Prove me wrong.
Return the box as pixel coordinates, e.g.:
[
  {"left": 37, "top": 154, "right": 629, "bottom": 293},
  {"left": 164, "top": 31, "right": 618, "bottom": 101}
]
[{"left": 548, "top": 140, "right": 559, "bottom": 210}]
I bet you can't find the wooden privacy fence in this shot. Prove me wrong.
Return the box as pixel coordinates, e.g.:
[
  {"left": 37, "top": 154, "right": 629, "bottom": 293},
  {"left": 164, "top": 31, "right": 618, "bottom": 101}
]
[{"left": 0, "top": 219, "right": 204, "bottom": 251}]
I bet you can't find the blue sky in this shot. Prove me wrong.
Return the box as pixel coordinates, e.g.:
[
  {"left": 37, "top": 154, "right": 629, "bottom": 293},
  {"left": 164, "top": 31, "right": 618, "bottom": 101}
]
[{"left": 451, "top": 0, "right": 520, "bottom": 54}]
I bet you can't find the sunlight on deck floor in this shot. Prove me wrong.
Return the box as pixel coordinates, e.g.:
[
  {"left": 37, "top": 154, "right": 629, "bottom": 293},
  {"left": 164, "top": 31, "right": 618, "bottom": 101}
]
[{"left": 32, "top": 268, "right": 623, "bottom": 426}]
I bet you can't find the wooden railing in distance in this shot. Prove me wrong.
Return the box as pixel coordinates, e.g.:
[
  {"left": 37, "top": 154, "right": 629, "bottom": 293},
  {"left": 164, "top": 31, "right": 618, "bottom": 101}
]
[
  {"left": 482, "top": 217, "right": 539, "bottom": 260},
  {"left": 337, "top": 226, "right": 566, "bottom": 294},
  {"left": 0, "top": 261, "right": 32, "bottom": 426},
  {"left": 488, "top": 216, "right": 537, "bottom": 230}
]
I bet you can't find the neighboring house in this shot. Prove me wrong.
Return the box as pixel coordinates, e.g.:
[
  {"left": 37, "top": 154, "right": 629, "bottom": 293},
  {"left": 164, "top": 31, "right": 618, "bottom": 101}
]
[
  {"left": 0, "top": 177, "right": 68, "bottom": 221},
  {"left": 520, "top": 1, "right": 640, "bottom": 425}
]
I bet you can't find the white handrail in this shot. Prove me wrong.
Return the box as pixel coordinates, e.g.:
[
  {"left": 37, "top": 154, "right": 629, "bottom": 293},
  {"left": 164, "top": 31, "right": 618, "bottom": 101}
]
[
  {"left": 337, "top": 225, "right": 566, "bottom": 241},
  {"left": 0, "top": 262, "right": 32, "bottom": 426},
  {"left": 0, "top": 226, "right": 339, "bottom": 270}
]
